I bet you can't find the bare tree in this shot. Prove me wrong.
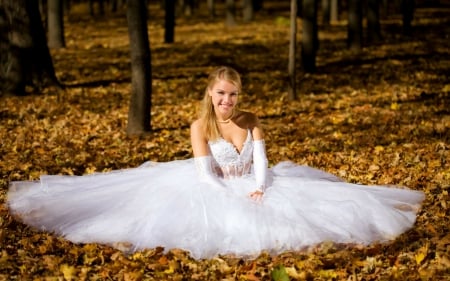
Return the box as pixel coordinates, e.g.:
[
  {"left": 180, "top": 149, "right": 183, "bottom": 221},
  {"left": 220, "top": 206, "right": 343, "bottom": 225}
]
[
  {"left": 401, "top": 0, "right": 415, "bottom": 35},
  {"left": 301, "top": 0, "right": 318, "bottom": 73},
  {"left": 207, "top": 0, "right": 215, "bottom": 18},
  {"left": 126, "top": 0, "right": 152, "bottom": 134},
  {"left": 225, "top": 0, "right": 236, "bottom": 27},
  {"left": 321, "top": 0, "right": 330, "bottom": 26},
  {"left": 367, "top": 0, "right": 381, "bottom": 42},
  {"left": 253, "top": 0, "right": 263, "bottom": 12},
  {"left": 63, "top": 0, "right": 71, "bottom": 13},
  {"left": 48, "top": 0, "right": 66, "bottom": 48},
  {"left": 330, "top": 0, "right": 338, "bottom": 22},
  {"left": 0, "top": 0, "right": 59, "bottom": 95},
  {"left": 89, "top": 0, "right": 105, "bottom": 16},
  {"left": 243, "top": 0, "right": 254, "bottom": 22},
  {"left": 179, "top": 0, "right": 197, "bottom": 17},
  {"left": 288, "top": 0, "right": 297, "bottom": 100},
  {"left": 165, "top": 0, "right": 175, "bottom": 43},
  {"left": 347, "top": 0, "right": 362, "bottom": 51}
]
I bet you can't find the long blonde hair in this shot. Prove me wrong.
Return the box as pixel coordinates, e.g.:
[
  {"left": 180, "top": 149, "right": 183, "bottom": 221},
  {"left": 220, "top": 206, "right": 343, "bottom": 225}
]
[{"left": 200, "top": 66, "right": 242, "bottom": 141}]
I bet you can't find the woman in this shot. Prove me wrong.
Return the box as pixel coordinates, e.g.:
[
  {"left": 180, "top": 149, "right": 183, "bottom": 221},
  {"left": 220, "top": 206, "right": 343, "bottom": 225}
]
[
  {"left": 7, "top": 66, "right": 425, "bottom": 259},
  {"left": 190, "top": 66, "right": 266, "bottom": 202}
]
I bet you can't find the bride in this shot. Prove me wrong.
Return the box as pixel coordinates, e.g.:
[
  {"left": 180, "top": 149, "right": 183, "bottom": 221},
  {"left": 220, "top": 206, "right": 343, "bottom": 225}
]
[{"left": 7, "top": 66, "right": 425, "bottom": 259}]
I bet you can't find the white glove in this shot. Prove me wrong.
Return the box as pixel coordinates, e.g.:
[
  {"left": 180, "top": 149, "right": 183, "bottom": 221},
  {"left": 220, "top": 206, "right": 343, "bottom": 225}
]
[
  {"left": 253, "top": 140, "right": 268, "bottom": 192},
  {"left": 194, "top": 156, "right": 226, "bottom": 189}
]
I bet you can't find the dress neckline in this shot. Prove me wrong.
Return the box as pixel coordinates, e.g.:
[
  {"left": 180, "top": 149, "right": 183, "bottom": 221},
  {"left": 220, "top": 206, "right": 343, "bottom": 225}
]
[{"left": 216, "top": 129, "right": 252, "bottom": 155}]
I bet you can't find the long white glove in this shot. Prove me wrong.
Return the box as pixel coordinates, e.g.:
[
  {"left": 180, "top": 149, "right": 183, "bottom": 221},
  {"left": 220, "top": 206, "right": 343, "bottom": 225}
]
[
  {"left": 194, "top": 156, "right": 226, "bottom": 189},
  {"left": 253, "top": 140, "right": 268, "bottom": 192}
]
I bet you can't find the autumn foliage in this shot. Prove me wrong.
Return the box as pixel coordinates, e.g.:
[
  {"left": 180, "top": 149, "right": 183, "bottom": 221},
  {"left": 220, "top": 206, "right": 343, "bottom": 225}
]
[{"left": 0, "top": 2, "right": 449, "bottom": 280}]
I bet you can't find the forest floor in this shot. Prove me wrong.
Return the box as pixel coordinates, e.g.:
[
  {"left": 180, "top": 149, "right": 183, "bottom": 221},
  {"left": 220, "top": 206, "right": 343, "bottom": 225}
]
[{"left": 1, "top": 1, "right": 449, "bottom": 280}]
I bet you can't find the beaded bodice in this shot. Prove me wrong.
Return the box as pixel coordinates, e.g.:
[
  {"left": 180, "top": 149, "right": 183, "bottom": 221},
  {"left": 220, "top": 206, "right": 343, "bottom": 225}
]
[{"left": 208, "top": 130, "right": 253, "bottom": 178}]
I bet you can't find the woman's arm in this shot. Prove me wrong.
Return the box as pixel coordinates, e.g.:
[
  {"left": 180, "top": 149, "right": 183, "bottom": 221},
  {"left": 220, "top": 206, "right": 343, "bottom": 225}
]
[
  {"left": 190, "top": 119, "right": 209, "bottom": 157},
  {"left": 250, "top": 114, "right": 264, "bottom": 141},
  {"left": 249, "top": 114, "right": 268, "bottom": 201},
  {"left": 190, "top": 120, "right": 226, "bottom": 189}
]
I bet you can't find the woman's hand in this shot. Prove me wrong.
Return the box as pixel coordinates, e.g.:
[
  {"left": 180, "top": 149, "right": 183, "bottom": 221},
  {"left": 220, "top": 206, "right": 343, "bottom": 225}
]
[{"left": 249, "top": 190, "right": 264, "bottom": 202}]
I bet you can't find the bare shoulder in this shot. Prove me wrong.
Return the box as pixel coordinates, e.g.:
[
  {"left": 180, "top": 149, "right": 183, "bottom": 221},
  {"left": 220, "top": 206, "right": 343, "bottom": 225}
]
[
  {"left": 190, "top": 118, "right": 206, "bottom": 140},
  {"left": 190, "top": 118, "right": 203, "bottom": 131},
  {"left": 190, "top": 118, "right": 209, "bottom": 156}
]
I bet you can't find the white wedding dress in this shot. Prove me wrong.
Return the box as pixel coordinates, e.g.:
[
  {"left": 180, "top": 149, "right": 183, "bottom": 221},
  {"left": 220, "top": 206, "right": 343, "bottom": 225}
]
[{"left": 7, "top": 130, "right": 425, "bottom": 259}]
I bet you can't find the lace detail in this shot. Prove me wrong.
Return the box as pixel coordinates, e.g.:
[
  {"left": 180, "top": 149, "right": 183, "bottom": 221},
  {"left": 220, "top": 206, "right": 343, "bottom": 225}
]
[{"left": 208, "top": 130, "right": 253, "bottom": 179}]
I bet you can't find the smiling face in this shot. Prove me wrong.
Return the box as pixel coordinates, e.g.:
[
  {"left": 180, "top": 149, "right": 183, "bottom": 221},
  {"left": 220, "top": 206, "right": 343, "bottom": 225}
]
[{"left": 208, "top": 79, "right": 239, "bottom": 119}]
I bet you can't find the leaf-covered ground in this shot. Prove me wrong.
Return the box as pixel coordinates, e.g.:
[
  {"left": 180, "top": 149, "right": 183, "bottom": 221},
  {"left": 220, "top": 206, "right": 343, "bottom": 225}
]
[{"left": 1, "top": 1, "right": 449, "bottom": 280}]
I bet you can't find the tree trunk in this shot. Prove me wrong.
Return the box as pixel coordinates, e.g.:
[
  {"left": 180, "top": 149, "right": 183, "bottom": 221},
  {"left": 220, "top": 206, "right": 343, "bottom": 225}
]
[
  {"left": 64, "top": 0, "right": 71, "bottom": 13},
  {"left": 48, "top": 0, "right": 66, "bottom": 48},
  {"left": 401, "top": 0, "right": 415, "bottom": 35},
  {"left": 0, "top": 0, "right": 59, "bottom": 96},
  {"left": 330, "top": 0, "right": 338, "bottom": 22},
  {"left": 367, "top": 0, "right": 381, "bottom": 43},
  {"left": 126, "top": 0, "right": 152, "bottom": 134},
  {"left": 111, "top": 0, "right": 118, "bottom": 13},
  {"left": 39, "top": 0, "right": 47, "bottom": 31},
  {"left": 253, "top": 0, "right": 263, "bottom": 12},
  {"left": 99, "top": 0, "right": 105, "bottom": 15},
  {"left": 89, "top": 0, "right": 94, "bottom": 15},
  {"left": 181, "top": 0, "right": 195, "bottom": 17},
  {"left": 321, "top": 0, "right": 330, "bottom": 26},
  {"left": 301, "top": 0, "right": 318, "bottom": 73},
  {"left": 207, "top": 0, "right": 215, "bottom": 18},
  {"left": 380, "top": 0, "right": 389, "bottom": 18},
  {"left": 243, "top": 0, "right": 254, "bottom": 22},
  {"left": 347, "top": 0, "right": 362, "bottom": 51},
  {"left": 89, "top": 0, "right": 105, "bottom": 16},
  {"left": 296, "top": 0, "right": 302, "bottom": 17},
  {"left": 164, "top": 0, "right": 175, "bottom": 43},
  {"left": 288, "top": 0, "right": 297, "bottom": 100},
  {"left": 225, "top": 0, "right": 236, "bottom": 27}
]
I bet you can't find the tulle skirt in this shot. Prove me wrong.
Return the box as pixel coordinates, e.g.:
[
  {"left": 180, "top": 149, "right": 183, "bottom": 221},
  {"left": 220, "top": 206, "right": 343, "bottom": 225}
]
[{"left": 7, "top": 159, "right": 425, "bottom": 259}]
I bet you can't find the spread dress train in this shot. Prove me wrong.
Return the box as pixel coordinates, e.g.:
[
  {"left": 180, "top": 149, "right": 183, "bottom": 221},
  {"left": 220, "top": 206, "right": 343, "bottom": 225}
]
[{"left": 7, "top": 130, "right": 425, "bottom": 259}]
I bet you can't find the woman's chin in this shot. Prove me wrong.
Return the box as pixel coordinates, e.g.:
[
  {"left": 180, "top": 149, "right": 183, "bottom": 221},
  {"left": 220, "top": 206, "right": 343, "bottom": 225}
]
[{"left": 219, "top": 106, "right": 233, "bottom": 114}]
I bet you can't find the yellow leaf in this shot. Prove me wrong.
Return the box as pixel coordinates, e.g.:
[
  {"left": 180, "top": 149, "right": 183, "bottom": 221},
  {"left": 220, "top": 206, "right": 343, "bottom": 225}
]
[
  {"left": 285, "top": 266, "right": 304, "bottom": 279},
  {"left": 390, "top": 102, "right": 399, "bottom": 110},
  {"left": 274, "top": 16, "right": 290, "bottom": 26},
  {"left": 131, "top": 252, "right": 144, "bottom": 261},
  {"left": 85, "top": 166, "right": 97, "bottom": 174},
  {"left": 332, "top": 131, "right": 342, "bottom": 139},
  {"left": 60, "top": 264, "right": 76, "bottom": 280},
  {"left": 415, "top": 243, "right": 429, "bottom": 265},
  {"left": 415, "top": 252, "right": 426, "bottom": 265},
  {"left": 19, "top": 264, "right": 27, "bottom": 274},
  {"left": 83, "top": 254, "right": 97, "bottom": 265},
  {"left": 442, "top": 84, "right": 450, "bottom": 92},
  {"left": 374, "top": 145, "right": 384, "bottom": 153},
  {"left": 164, "top": 266, "right": 174, "bottom": 274},
  {"left": 0, "top": 250, "right": 8, "bottom": 264},
  {"left": 318, "top": 269, "right": 338, "bottom": 278},
  {"left": 331, "top": 116, "right": 344, "bottom": 125}
]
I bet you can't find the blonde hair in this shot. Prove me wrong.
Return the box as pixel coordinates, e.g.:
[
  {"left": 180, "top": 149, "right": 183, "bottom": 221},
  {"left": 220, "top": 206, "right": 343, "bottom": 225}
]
[{"left": 200, "top": 66, "right": 242, "bottom": 141}]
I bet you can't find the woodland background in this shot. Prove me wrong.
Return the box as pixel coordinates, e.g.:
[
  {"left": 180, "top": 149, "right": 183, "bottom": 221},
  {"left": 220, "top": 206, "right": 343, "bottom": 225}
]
[{"left": 0, "top": 0, "right": 449, "bottom": 280}]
